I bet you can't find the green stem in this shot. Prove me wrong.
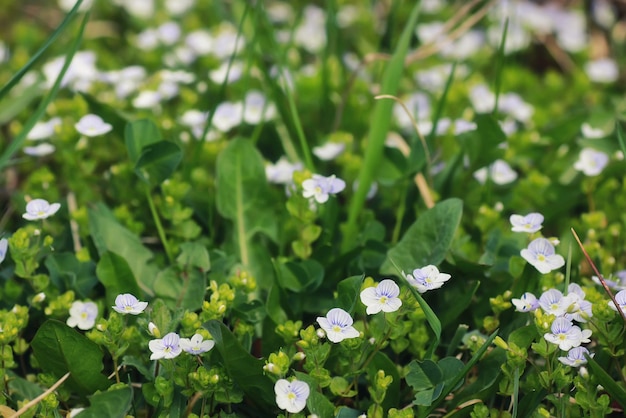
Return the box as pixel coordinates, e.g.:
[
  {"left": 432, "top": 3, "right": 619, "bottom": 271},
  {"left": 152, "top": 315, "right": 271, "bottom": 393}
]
[
  {"left": 391, "top": 180, "right": 408, "bottom": 244},
  {"left": 145, "top": 187, "right": 173, "bottom": 263}
]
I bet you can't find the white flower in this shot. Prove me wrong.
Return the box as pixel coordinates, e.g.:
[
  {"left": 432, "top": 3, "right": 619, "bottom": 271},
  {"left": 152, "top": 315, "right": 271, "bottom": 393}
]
[
  {"left": 132, "top": 90, "right": 161, "bottom": 109},
  {"left": 584, "top": 58, "right": 619, "bottom": 83},
  {"left": 148, "top": 322, "right": 160, "bottom": 337},
  {"left": 316, "top": 308, "right": 360, "bottom": 343},
  {"left": 404, "top": 265, "right": 451, "bottom": 294},
  {"left": 574, "top": 148, "right": 609, "bottom": 176},
  {"left": 473, "top": 160, "right": 517, "bottom": 185},
  {"left": 179, "top": 333, "right": 215, "bottom": 355},
  {"left": 544, "top": 317, "right": 592, "bottom": 351},
  {"left": 274, "top": 379, "right": 310, "bottom": 413},
  {"left": 499, "top": 93, "right": 534, "bottom": 123},
  {"left": 75, "top": 114, "right": 113, "bottom": 137},
  {"left": 313, "top": 142, "right": 345, "bottom": 161},
  {"left": 510, "top": 212, "right": 544, "bottom": 233},
  {"left": 112, "top": 293, "right": 148, "bottom": 315},
  {"left": 558, "top": 346, "right": 591, "bottom": 367},
  {"left": 302, "top": 174, "right": 346, "bottom": 204},
  {"left": 67, "top": 301, "right": 98, "bottom": 330},
  {"left": 581, "top": 123, "right": 605, "bottom": 139},
  {"left": 24, "top": 143, "right": 55, "bottom": 157},
  {"left": 359, "top": 279, "right": 402, "bottom": 315},
  {"left": 157, "top": 21, "right": 181, "bottom": 45},
  {"left": 27, "top": 118, "right": 61, "bottom": 141},
  {"left": 265, "top": 157, "right": 303, "bottom": 184},
  {"left": 521, "top": 238, "right": 565, "bottom": 274},
  {"left": 453, "top": 119, "right": 477, "bottom": 135},
  {"left": 0, "top": 238, "right": 8, "bottom": 264},
  {"left": 511, "top": 292, "right": 539, "bottom": 312},
  {"left": 22, "top": 199, "right": 61, "bottom": 221},
  {"left": 209, "top": 61, "right": 243, "bottom": 85},
  {"left": 469, "top": 84, "right": 495, "bottom": 113},
  {"left": 149, "top": 332, "right": 182, "bottom": 360},
  {"left": 185, "top": 30, "right": 213, "bottom": 55},
  {"left": 212, "top": 101, "right": 243, "bottom": 132},
  {"left": 608, "top": 289, "right": 626, "bottom": 314},
  {"left": 243, "top": 91, "right": 276, "bottom": 124},
  {"left": 539, "top": 289, "right": 574, "bottom": 317}
]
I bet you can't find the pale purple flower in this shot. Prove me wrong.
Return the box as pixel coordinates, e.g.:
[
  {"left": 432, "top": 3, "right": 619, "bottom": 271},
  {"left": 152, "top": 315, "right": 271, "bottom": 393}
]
[
  {"left": 75, "top": 114, "right": 112, "bottom": 137},
  {"left": 67, "top": 301, "right": 98, "bottom": 330},
  {"left": 149, "top": 332, "right": 182, "bottom": 360},
  {"left": 521, "top": 238, "right": 565, "bottom": 274},
  {"left": 359, "top": 279, "right": 402, "bottom": 315},
  {"left": 24, "top": 143, "right": 56, "bottom": 157},
  {"left": 112, "top": 293, "right": 148, "bottom": 315},
  {"left": 313, "top": 142, "right": 345, "bottom": 161},
  {"left": 544, "top": 317, "right": 592, "bottom": 351},
  {"left": 592, "top": 271, "right": 626, "bottom": 290},
  {"left": 511, "top": 292, "right": 539, "bottom": 312},
  {"left": 581, "top": 123, "right": 605, "bottom": 139},
  {"left": 0, "top": 238, "right": 8, "bottom": 265},
  {"left": 22, "top": 199, "right": 61, "bottom": 221},
  {"left": 473, "top": 160, "right": 517, "bottom": 185},
  {"left": 275, "top": 379, "right": 310, "bottom": 413},
  {"left": 179, "top": 334, "right": 215, "bottom": 355},
  {"left": 27, "top": 117, "right": 61, "bottom": 141},
  {"left": 265, "top": 157, "right": 303, "bottom": 185},
  {"left": 404, "top": 265, "right": 451, "bottom": 294},
  {"left": 316, "top": 308, "right": 360, "bottom": 343},
  {"left": 558, "top": 346, "right": 591, "bottom": 367},
  {"left": 565, "top": 284, "right": 593, "bottom": 323},
  {"left": 510, "top": 212, "right": 544, "bottom": 233},
  {"left": 574, "top": 148, "right": 609, "bottom": 176},
  {"left": 539, "top": 289, "right": 574, "bottom": 317},
  {"left": 584, "top": 58, "right": 619, "bottom": 83},
  {"left": 608, "top": 289, "right": 626, "bottom": 314},
  {"left": 302, "top": 174, "right": 346, "bottom": 204}
]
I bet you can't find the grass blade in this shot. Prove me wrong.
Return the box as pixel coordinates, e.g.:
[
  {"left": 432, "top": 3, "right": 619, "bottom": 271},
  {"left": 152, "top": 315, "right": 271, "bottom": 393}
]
[
  {"left": 0, "top": 10, "right": 90, "bottom": 171},
  {"left": 0, "top": 0, "right": 84, "bottom": 100}
]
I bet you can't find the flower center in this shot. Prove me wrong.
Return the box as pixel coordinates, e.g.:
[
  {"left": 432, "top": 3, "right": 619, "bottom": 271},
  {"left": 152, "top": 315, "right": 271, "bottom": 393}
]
[
  {"left": 332, "top": 325, "right": 342, "bottom": 333},
  {"left": 380, "top": 296, "right": 387, "bottom": 304},
  {"left": 537, "top": 255, "right": 546, "bottom": 262}
]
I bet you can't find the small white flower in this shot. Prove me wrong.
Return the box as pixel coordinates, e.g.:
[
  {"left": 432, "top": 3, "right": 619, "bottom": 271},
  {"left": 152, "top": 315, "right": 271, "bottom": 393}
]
[
  {"left": 404, "top": 265, "right": 451, "bottom": 294},
  {"left": 473, "top": 160, "right": 517, "bottom": 185},
  {"left": 132, "top": 90, "right": 161, "bottom": 109},
  {"left": 581, "top": 123, "right": 605, "bottom": 139},
  {"left": 209, "top": 61, "right": 243, "bottom": 85},
  {"left": 24, "top": 143, "right": 55, "bottom": 157},
  {"left": 544, "top": 317, "right": 592, "bottom": 351},
  {"left": 302, "top": 174, "right": 346, "bottom": 204},
  {"left": 558, "top": 346, "right": 591, "bottom": 367},
  {"left": 265, "top": 157, "right": 303, "bottom": 185},
  {"left": 521, "top": 238, "right": 565, "bottom": 274},
  {"left": 67, "top": 301, "right": 98, "bottom": 330},
  {"left": 359, "top": 279, "right": 402, "bottom": 315},
  {"left": 148, "top": 322, "right": 160, "bottom": 337},
  {"left": 313, "top": 142, "right": 345, "bottom": 161},
  {"left": 539, "top": 289, "right": 574, "bottom": 317},
  {"left": 274, "top": 379, "right": 310, "bottom": 413},
  {"left": 243, "top": 91, "right": 276, "bottom": 124},
  {"left": 212, "top": 101, "right": 243, "bottom": 132},
  {"left": 179, "top": 333, "right": 215, "bottom": 355},
  {"left": 608, "top": 289, "right": 626, "bottom": 314},
  {"left": 511, "top": 292, "right": 539, "bottom": 312},
  {"left": 157, "top": 21, "right": 181, "bottom": 45},
  {"left": 27, "top": 117, "right": 61, "bottom": 141},
  {"left": 149, "top": 332, "right": 182, "bottom": 360},
  {"left": 0, "top": 238, "right": 8, "bottom": 264},
  {"left": 112, "top": 293, "right": 148, "bottom": 315},
  {"left": 75, "top": 114, "right": 112, "bottom": 137},
  {"left": 316, "top": 308, "right": 360, "bottom": 343},
  {"left": 584, "top": 58, "right": 619, "bottom": 83},
  {"left": 574, "top": 148, "right": 609, "bottom": 176},
  {"left": 453, "top": 119, "right": 477, "bottom": 135},
  {"left": 22, "top": 199, "right": 61, "bottom": 221},
  {"left": 510, "top": 212, "right": 544, "bottom": 233}
]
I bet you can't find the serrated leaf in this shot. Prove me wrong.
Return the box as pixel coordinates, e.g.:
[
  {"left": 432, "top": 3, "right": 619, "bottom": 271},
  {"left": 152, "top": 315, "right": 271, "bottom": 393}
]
[
  {"left": 204, "top": 320, "right": 275, "bottom": 409},
  {"left": 381, "top": 198, "right": 463, "bottom": 275},
  {"left": 135, "top": 140, "right": 183, "bottom": 185},
  {"left": 75, "top": 387, "right": 133, "bottom": 418},
  {"left": 96, "top": 251, "right": 141, "bottom": 309},
  {"left": 31, "top": 320, "right": 111, "bottom": 397}
]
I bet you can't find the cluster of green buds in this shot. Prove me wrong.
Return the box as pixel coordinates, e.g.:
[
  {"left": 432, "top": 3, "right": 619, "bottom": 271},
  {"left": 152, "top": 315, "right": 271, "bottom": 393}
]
[
  {"left": 8, "top": 227, "right": 53, "bottom": 289},
  {"left": 287, "top": 170, "right": 322, "bottom": 259},
  {"left": 200, "top": 280, "right": 235, "bottom": 321}
]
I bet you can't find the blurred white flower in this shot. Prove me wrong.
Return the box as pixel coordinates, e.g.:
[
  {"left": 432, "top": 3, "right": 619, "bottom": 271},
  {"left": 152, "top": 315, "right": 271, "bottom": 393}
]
[
  {"left": 573, "top": 148, "right": 609, "bottom": 176},
  {"left": 0, "top": 238, "right": 7, "bottom": 265},
  {"left": 24, "top": 143, "right": 55, "bottom": 157},
  {"left": 27, "top": 118, "right": 61, "bottom": 141},
  {"left": 75, "top": 114, "right": 112, "bottom": 137},
  {"left": 157, "top": 21, "right": 181, "bottom": 45},
  {"left": 265, "top": 157, "right": 303, "bottom": 184},
  {"left": 243, "top": 91, "right": 276, "bottom": 124},
  {"left": 164, "top": 0, "right": 195, "bottom": 16},
  {"left": 473, "top": 160, "right": 517, "bottom": 185},
  {"left": 294, "top": 6, "right": 326, "bottom": 52},
  {"left": 133, "top": 90, "right": 161, "bottom": 109},
  {"left": 212, "top": 102, "right": 243, "bottom": 132},
  {"left": 23, "top": 199, "right": 61, "bottom": 220},
  {"left": 313, "top": 142, "right": 345, "bottom": 161},
  {"left": 584, "top": 58, "right": 619, "bottom": 83},
  {"left": 209, "top": 61, "right": 243, "bottom": 84},
  {"left": 580, "top": 123, "right": 605, "bottom": 139},
  {"left": 185, "top": 30, "right": 213, "bottom": 56},
  {"left": 302, "top": 174, "right": 346, "bottom": 203}
]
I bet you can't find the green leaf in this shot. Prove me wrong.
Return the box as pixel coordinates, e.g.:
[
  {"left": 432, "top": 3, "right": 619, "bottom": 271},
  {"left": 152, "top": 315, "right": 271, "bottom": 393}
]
[
  {"left": 96, "top": 251, "right": 142, "bottom": 308},
  {"left": 407, "top": 360, "right": 442, "bottom": 391},
  {"left": 153, "top": 266, "right": 206, "bottom": 311},
  {"left": 293, "top": 371, "right": 336, "bottom": 417},
  {"left": 45, "top": 253, "right": 98, "bottom": 298},
  {"left": 0, "top": 82, "right": 43, "bottom": 124},
  {"left": 31, "top": 320, "right": 111, "bottom": 397},
  {"left": 336, "top": 275, "right": 364, "bottom": 314},
  {"left": 176, "top": 242, "right": 211, "bottom": 272},
  {"left": 88, "top": 203, "right": 157, "bottom": 296},
  {"left": 216, "top": 137, "right": 278, "bottom": 270},
  {"left": 381, "top": 198, "right": 463, "bottom": 275},
  {"left": 405, "top": 284, "right": 442, "bottom": 346},
  {"left": 274, "top": 259, "right": 324, "bottom": 293},
  {"left": 124, "top": 119, "right": 161, "bottom": 165},
  {"left": 135, "top": 140, "right": 183, "bottom": 185},
  {"left": 617, "top": 121, "right": 626, "bottom": 158},
  {"left": 203, "top": 320, "right": 275, "bottom": 409},
  {"left": 439, "top": 281, "right": 480, "bottom": 329},
  {"left": 585, "top": 355, "right": 626, "bottom": 409},
  {"left": 459, "top": 114, "right": 506, "bottom": 171},
  {"left": 74, "top": 387, "right": 133, "bottom": 418}
]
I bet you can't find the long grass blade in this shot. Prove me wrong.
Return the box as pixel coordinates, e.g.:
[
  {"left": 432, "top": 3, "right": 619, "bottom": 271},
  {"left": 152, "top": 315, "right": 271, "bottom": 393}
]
[{"left": 0, "top": 0, "right": 84, "bottom": 100}]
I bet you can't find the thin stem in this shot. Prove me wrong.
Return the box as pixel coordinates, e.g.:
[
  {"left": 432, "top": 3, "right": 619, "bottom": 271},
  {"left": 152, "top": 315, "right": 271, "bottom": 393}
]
[{"left": 145, "top": 187, "right": 173, "bottom": 263}]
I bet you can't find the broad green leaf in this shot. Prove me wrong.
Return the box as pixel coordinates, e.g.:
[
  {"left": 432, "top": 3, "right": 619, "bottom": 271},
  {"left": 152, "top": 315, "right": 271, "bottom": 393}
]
[
  {"left": 216, "top": 137, "right": 278, "bottom": 273},
  {"left": 336, "top": 275, "right": 364, "bottom": 314},
  {"left": 124, "top": 119, "right": 161, "bottom": 165},
  {"left": 176, "top": 242, "right": 211, "bottom": 272},
  {"left": 135, "top": 140, "right": 183, "bottom": 185},
  {"left": 232, "top": 300, "right": 266, "bottom": 324},
  {"left": 204, "top": 320, "right": 275, "bottom": 409},
  {"left": 153, "top": 266, "right": 206, "bottom": 311},
  {"left": 7, "top": 372, "right": 44, "bottom": 401},
  {"left": 88, "top": 203, "right": 157, "bottom": 296},
  {"left": 381, "top": 198, "right": 463, "bottom": 275},
  {"left": 336, "top": 407, "right": 364, "bottom": 418},
  {"left": 45, "top": 253, "right": 98, "bottom": 298},
  {"left": 586, "top": 355, "right": 626, "bottom": 409},
  {"left": 274, "top": 259, "right": 324, "bottom": 293},
  {"left": 294, "top": 371, "right": 335, "bottom": 418},
  {"left": 406, "top": 360, "right": 442, "bottom": 391},
  {"left": 31, "top": 320, "right": 111, "bottom": 396},
  {"left": 75, "top": 387, "right": 133, "bottom": 418},
  {"left": 96, "top": 251, "right": 142, "bottom": 308},
  {"left": 508, "top": 325, "right": 539, "bottom": 349}
]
